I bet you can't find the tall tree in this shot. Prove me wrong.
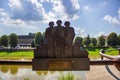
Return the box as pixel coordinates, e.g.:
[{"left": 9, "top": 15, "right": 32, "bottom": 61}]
[
  {"left": 91, "top": 37, "right": 97, "bottom": 46},
  {"left": 0, "top": 35, "right": 9, "bottom": 47},
  {"left": 75, "top": 37, "right": 83, "bottom": 45},
  {"left": 117, "top": 35, "right": 120, "bottom": 46},
  {"left": 9, "top": 33, "right": 18, "bottom": 48},
  {"left": 107, "top": 32, "right": 118, "bottom": 46},
  {"left": 34, "top": 32, "right": 43, "bottom": 46},
  {"left": 98, "top": 36, "right": 105, "bottom": 47},
  {"left": 83, "top": 34, "right": 91, "bottom": 46}
]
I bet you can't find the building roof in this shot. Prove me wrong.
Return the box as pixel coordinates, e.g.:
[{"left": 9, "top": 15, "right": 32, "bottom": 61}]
[{"left": 17, "top": 33, "right": 35, "bottom": 45}]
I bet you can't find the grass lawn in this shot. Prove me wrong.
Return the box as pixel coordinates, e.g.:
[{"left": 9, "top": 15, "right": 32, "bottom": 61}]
[
  {"left": 0, "top": 48, "right": 119, "bottom": 60},
  {"left": 0, "top": 51, "right": 33, "bottom": 60},
  {"left": 88, "top": 48, "right": 119, "bottom": 59}
]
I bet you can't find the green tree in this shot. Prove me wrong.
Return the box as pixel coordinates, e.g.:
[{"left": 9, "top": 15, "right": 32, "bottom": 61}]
[
  {"left": 34, "top": 32, "right": 43, "bottom": 46},
  {"left": 83, "top": 34, "right": 91, "bottom": 46},
  {"left": 91, "top": 37, "right": 97, "bottom": 46},
  {"left": 98, "top": 36, "right": 105, "bottom": 47},
  {"left": 31, "top": 40, "right": 35, "bottom": 47},
  {"left": 9, "top": 33, "right": 18, "bottom": 48},
  {"left": 75, "top": 37, "right": 83, "bottom": 45},
  {"left": 117, "top": 35, "right": 120, "bottom": 46},
  {"left": 0, "top": 35, "right": 9, "bottom": 47},
  {"left": 107, "top": 32, "right": 118, "bottom": 46}
]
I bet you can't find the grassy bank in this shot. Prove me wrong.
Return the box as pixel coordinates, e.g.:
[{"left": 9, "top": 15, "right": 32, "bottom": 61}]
[
  {"left": 0, "top": 48, "right": 119, "bottom": 60},
  {"left": 88, "top": 48, "right": 119, "bottom": 59},
  {"left": 0, "top": 51, "right": 33, "bottom": 60}
]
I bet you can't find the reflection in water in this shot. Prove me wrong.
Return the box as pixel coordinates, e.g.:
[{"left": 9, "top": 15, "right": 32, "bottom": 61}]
[
  {"left": 10, "top": 66, "right": 18, "bottom": 75},
  {"left": 36, "top": 71, "right": 48, "bottom": 75},
  {"left": 0, "top": 65, "right": 86, "bottom": 80},
  {"left": 1, "top": 65, "right": 9, "bottom": 73}
]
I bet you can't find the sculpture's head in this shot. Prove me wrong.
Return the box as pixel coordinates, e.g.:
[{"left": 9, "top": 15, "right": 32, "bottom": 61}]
[
  {"left": 64, "top": 21, "right": 70, "bottom": 27},
  {"left": 56, "top": 20, "right": 62, "bottom": 26},
  {"left": 49, "top": 21, "right": 54, "bottom": 27}
]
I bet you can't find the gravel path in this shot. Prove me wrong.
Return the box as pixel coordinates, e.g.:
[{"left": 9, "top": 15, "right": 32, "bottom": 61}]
[{"left": 86, "top": 65, "right": 120, "bottom": 80}]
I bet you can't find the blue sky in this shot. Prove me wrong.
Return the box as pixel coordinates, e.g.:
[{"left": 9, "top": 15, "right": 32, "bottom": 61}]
[{"left": 0, "top": 0, "right": 120, "bottom": 37}]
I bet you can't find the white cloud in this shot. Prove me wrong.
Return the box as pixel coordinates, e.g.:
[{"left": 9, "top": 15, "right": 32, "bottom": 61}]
[
  {"left": 8, "top": 0, "right": 80, "bottom": 22},
  {"left": 8, "top": 0, "right": 22, "bottom": 9},
  {"left": 8, "top": 0, "right": 45, "bottom": 21},
  {"left": 94, "top": 31, "right": 105, "bottom": 38},
  {"left": 103, "top": 15, "right": 120, "bottom": 25},
  {"left": 103, "top": 8, "right": 120, "bottom": 25},
  {"left": 99, "top": 2, "right": 107, "bottom": 7},
  {"left": 0, "top": 8, "right": 37, "bottom": 29},
  {"left": 84, "top": 6, "right": 92, "bottom": 11},
  {"left": 74, "top": 27, "right": 86, "bottom": 37},
  {"left": 0, "top": 29, "right": 4, "bottom": 36},
  {"left": 118, "top": 8, "right": 120, "bottom": 19}
]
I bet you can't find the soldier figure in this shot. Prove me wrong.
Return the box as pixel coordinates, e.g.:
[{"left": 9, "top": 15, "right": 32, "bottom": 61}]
[
  {"left": 45, "top": 21, "right": 55, "bottom": 58},
  {"left": 64, "top": 21, "right": 75, "bottom": 57}
]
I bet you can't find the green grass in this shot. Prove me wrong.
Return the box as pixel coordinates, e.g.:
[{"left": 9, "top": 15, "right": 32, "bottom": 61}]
[
  {"left": 87, "top": 48, "right": 119, "bottom": 59},
  {"left": 0, "top": 48, "right": 119, "bottom": 60},
  {"left": 0, "top": 51, "right": 33, "bottom": 60}
]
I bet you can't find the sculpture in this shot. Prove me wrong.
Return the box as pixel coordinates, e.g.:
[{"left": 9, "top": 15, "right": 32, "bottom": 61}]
[
  {"left": 64, "top": 21, "right": 75, "bottom": 57},
  {"left": 45, "top": 21, "right": 55, "bottom": 58},
  {"left": 53, "top": 20, "right": 66, "bottom": 58},
  {"left": 35, "top": 20, "right": 88, "bottom": 58},
  {"left": 33, "top": 20, "right": 90, "bottom": 71}
]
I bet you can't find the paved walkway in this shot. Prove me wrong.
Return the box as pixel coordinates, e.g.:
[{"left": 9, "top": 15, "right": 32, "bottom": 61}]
[{"left": 86, "top": 65, "right": 120, "bottom": 80}]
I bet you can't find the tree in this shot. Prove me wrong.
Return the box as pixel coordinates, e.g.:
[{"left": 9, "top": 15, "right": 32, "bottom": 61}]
[
  {"left": 0, "top": 35, "right": 9, "bottom": 47},
  {"left": 83, "top": 34, "right": 91, "bottom": 46},
  {"left": 117, "top": 35, "right": 120, "bottom": 46},
  {"left": 107, "top": 32, "right": 118, "bottom": 46},
  {"left": 9, "top": 33, "right": 18, "bottom": 48},
  {"left": 34, "top": 32, "right": 43, "bottom": 46},
  {"left": 31, "top": 40, "right": 35, "bottom": 47},
  {"left": 75, "top": 37, "right": 83, "bottom": 45},
  {"left": 98, "top": 36, "right": 105, "bottom": 47},
  {"left": 91, "top": 38, "right": 97, "bottom": 46}
]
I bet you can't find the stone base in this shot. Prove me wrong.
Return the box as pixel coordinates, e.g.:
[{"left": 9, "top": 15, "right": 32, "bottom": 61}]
[{"left": 32, "top": 58, "right": 90, "bottom": 71}]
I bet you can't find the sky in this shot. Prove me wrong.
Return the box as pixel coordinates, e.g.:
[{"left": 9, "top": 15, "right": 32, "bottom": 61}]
[{"left": 0, "top": 0, "right": 120, "bottom": 38}]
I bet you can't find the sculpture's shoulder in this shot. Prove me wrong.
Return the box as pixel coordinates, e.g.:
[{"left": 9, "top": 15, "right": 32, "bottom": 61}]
[
  {"left": 46, "top": 27, "right": 50, "bottom": 32},
  {"left": 69, "top": 27, "right": 74, "bottom": 30}
]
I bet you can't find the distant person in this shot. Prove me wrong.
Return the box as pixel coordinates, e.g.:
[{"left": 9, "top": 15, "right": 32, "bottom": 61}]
[
  {"left": 53, "top": 20, "right": 66, "bottom": 58},
  {"left": 64, "top": 21, "right": 75, "bottom": 57},
  {"left": 45, "top": 21, "right": 55, "bottom": 58}
]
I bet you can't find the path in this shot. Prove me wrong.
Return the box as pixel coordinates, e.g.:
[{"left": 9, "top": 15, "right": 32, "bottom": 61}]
[{"left": 86, "top": 65, "right": 120, "bottom": 80}]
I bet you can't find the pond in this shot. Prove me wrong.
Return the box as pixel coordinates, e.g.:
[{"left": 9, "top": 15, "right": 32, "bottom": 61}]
[{"left": 0, "top": 65, "right": 86, "bottom": 80}]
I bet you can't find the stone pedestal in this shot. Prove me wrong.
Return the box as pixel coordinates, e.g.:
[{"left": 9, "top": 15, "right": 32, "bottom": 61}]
[{"left": 32, "top": 58, "right": 90, "bottom": 71}]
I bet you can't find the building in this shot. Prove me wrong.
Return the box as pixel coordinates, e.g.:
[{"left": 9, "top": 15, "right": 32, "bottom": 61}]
[
  {"left": 102, "top": 35, "right": 108, "bottom": 46},
  {"left": 17, "top": 33, "right": 35, "bottom": 48}
]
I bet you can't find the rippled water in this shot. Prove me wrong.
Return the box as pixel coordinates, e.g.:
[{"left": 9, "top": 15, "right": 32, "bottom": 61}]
[{"left": 0, "top": 65, "right": 86, "bottom": 80}]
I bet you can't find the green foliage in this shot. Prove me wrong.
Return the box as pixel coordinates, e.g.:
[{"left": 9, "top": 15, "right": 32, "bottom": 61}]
[
  {"left": 75, "top": 37, "right": 83, "bottom": 45},
  {"left": 118, "top": 35, "right": 120, "bottom": 46},
  {"left": 9, "top": 33, "right": 18, "bottom": 48},
  {"left": 107, "top": 32, "right": 118, "bottom": 46},
  {"left": 34, "top": 32, "right": 43, "bottom": 46},
  {"left": 91, "top": 38, "right": 97, "bottom": 46},
  {"left": 58, "top": 72, "right": 74, "bottom": 80},
  {"left": 0, "top": 35, "right": 9, "bottom": 47},
  {"left": 24, "top": 78, "right": 29, "bottom": 80},
  {"left": 83, "top": 34, "right": 91, "bottom": 46},
  {"left": 31, "top": 40, "right": 35, "bottom": 47},
  {"left": 97, "top": 36, "right": 105, "bottom": 47}
]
